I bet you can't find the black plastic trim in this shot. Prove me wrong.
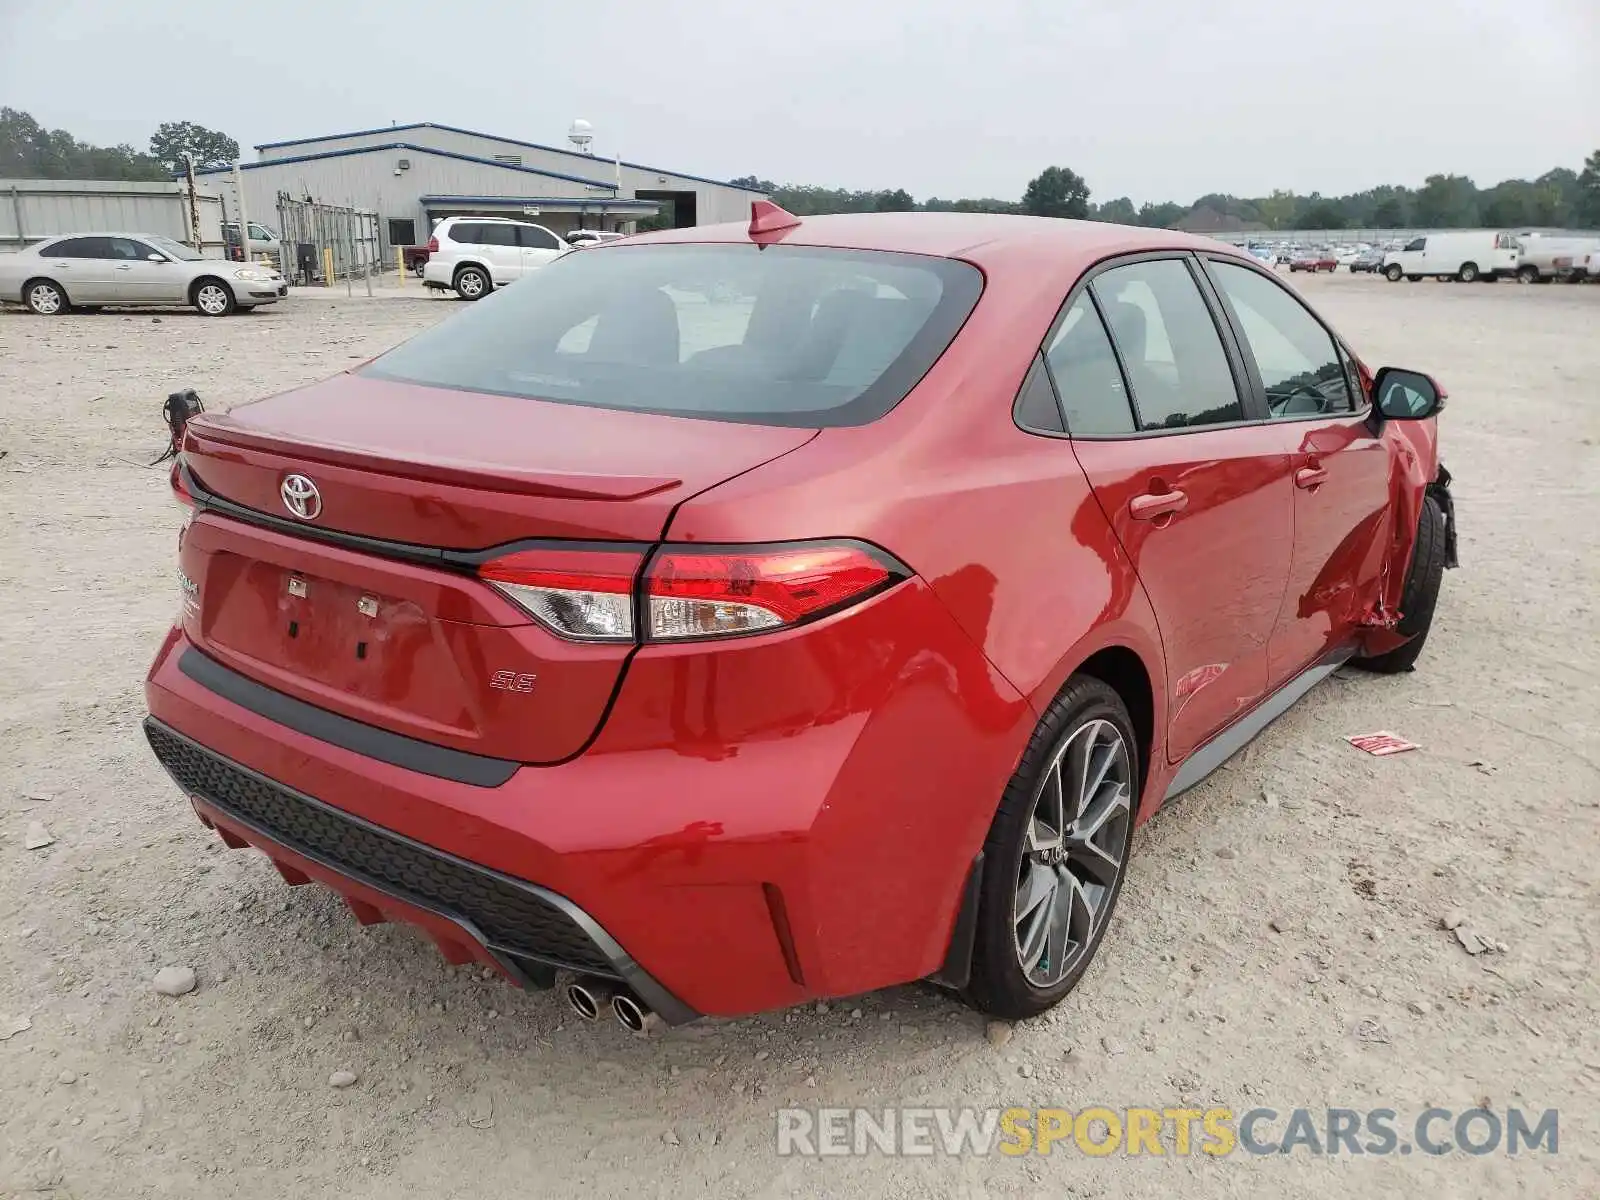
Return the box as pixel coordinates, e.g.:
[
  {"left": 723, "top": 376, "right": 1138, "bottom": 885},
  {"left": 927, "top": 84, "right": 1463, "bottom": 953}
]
[
  {"left": 1162, "top": 648, "right": 1353, "bottom": 802},
  {"left": 178, "top": 646, "right": 518, "bottom": 787},
  {"left": 929, "top": 850, "right": 984, "bottom": 990},
  {"left": 146, "top": 717, "right": 700, "bottom": 1025}
]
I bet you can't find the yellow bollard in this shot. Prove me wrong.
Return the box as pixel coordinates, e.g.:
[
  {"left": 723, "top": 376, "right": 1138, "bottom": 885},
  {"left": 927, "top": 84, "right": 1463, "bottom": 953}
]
[
  {"left": 323, "top": 247, "right": 334, "bottom": 288},
  {"left": 396, "top": 246, "right": 405, "bottom": 284}
]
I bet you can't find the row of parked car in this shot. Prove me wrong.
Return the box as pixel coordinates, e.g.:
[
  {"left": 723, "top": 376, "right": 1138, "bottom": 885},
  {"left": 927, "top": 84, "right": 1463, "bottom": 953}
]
[
  {"left": 405, "top": 223, "right": 626, "bottom": 297},
  {"left": 1242, "top": 232, "right": 1600, "bottom": 285}
]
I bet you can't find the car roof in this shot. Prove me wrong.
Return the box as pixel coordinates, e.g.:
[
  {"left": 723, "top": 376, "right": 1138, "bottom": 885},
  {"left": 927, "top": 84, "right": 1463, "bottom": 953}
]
[{"left": 622, "top": 212, "right": 1240, "bottom": 268}]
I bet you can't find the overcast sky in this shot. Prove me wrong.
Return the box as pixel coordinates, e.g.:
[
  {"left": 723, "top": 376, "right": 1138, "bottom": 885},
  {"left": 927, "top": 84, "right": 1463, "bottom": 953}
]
[{"left": 3, "top": 0, "right": 1595, "bottom": 203}]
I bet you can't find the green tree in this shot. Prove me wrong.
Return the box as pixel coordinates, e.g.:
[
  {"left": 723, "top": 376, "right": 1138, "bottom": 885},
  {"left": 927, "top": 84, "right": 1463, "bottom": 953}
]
[
  {"left": 1022, "top": 166, "right": 1091, "bottom": 220},
  {"left": 1300, "top": 201, "right": 1347, "bottom": 229},
  {"left": 149, "top": 121, "right": 240, "bottom": 173},
  {"left": 1575, "top": 151, "right": 1600, "bottom": 229},
  {"left": 729, "top": 175, "right": 777, "bottom": 192},
  {"left": 874, "top": 188, "right": 915, "bottom": 212},
  {"left": 1371, "top": 196, "right": 1408, "bottom": 227},
  {"left": 1135, "top": 201, "right": 1185, "bottom": 228},
  {"left": 1256, "top": 190, "right": 1298, "bottom": 230},
  {"left": 1094, "top": 196, "right": 1138, "bottom": 224},
  {"left": 1413, "top": 174, "right": 1479, "bottom": 227},
  {"left": 0, "top": 107, "right": 166, "bottom": 181}
]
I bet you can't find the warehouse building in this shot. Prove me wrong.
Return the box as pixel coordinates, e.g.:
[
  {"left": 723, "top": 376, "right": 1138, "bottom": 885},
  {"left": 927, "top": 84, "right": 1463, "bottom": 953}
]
[{"left": 193, "top": 122, "right": 765, "bottom": 250}]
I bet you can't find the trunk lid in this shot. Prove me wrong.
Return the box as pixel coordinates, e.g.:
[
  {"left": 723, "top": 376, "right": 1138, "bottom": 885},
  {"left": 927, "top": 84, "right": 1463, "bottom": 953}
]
[{"left": 179, "top": 373, "right": 816, "bottom": 764}]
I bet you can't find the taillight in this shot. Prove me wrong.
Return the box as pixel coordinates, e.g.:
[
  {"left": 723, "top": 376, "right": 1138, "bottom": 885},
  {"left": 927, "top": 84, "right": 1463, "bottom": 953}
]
[
  {"left": 646, "top": 543, "right": 902, "bottom": 640},
  {"left": 476, "top": 541, "right": 907, "bottom": 643},
  {"left": 478, "top": 547, "right": 641, "bottom": 642},
  {"left": 426, "top": 236, "right": 439, "bottom": 253},
  {"left": 170, "top": 458, "right": 195, "bottom": 533}
]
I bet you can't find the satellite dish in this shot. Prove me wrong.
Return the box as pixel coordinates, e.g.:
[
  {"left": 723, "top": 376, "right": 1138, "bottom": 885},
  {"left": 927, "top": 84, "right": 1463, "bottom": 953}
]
[{"left": 568, "top": 119, "right": 594, "bottom": 154}]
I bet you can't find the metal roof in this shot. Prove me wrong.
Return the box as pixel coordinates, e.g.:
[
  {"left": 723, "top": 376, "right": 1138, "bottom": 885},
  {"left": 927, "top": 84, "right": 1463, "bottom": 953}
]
[
  {"left": 420, "top": 195, "right": 660, "bottom": 211},
  {"left": 191, "top": 142, "right": 614, "bottom": 189},
  {"left": 253, "top": 122, "right": 767, "bottom": 194}
]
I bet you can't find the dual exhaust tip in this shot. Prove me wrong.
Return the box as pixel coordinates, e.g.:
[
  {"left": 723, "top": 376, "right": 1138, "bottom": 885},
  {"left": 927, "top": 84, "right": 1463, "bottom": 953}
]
[{"left": 565, "top": 977, "right": 660, "bottom": 1035}]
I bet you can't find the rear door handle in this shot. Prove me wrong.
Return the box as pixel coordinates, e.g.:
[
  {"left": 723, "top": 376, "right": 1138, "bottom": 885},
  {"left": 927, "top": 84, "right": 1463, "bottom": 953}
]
[
  {"left": 1295, "top": 466, "right": 1329, "bottom": 490},
  {"left": 1130, "top": 489, "right": 1188, "bottom": 520}
]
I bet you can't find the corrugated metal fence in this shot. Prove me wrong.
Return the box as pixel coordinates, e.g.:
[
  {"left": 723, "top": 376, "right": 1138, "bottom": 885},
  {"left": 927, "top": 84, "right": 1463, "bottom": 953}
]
[
  {"left": 0, "top": 179, "right": 224, "bottom": 252},
  {"left": 274, "top": 194, "right": 382, "bottom": 288}
]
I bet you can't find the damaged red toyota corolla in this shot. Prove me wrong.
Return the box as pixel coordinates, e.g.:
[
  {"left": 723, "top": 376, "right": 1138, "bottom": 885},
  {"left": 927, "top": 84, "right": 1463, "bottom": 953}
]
[{"left": 145, "top": 205, "right": 1456, "bottom": 1029}]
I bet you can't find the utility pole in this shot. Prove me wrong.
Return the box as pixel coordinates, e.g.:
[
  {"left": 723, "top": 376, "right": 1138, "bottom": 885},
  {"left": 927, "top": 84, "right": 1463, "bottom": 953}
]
[
  {"left": 232, "top": 160, "right": 251, "bottom": 263},
  {"left": 183, "top": 154, "right": 203, "bottom": 250}
]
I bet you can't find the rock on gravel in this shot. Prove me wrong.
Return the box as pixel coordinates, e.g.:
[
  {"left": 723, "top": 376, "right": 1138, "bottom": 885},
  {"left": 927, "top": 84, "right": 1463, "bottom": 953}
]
[
  {"left": 0, "top": 1015, "right": 31, "bottom": 1041},
  {"left": 153, "top": 966, "right": 197, "bottom": 997},
  {"left": 985, "top": 1021, "right": 1013, "bottom": 1048},
  {"left": 329, "top": 1070, "right": 359, "bottom": 1088},
  {"left": 1440, "top": 909, "right": 1467, "bottom": 931},
  {"left": 23, "top": 821, "right": 55, "bottom": 850}
]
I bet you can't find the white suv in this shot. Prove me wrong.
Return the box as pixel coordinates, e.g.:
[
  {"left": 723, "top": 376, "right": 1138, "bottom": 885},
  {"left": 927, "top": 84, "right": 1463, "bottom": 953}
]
[{"left": 422, "top": 217, "right": 569, "bottom": 300}]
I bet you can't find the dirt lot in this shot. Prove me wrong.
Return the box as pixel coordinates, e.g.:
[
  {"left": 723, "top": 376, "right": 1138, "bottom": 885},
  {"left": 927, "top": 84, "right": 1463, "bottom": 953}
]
[{"left": 1, "top": 276, "right": 1596, "bottom": 1199}]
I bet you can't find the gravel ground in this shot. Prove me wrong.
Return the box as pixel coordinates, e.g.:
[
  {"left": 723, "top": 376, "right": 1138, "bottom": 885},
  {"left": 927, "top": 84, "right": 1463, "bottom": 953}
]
[{"left": 1, "top": 276, "right": 1596, "bottom": 1199}]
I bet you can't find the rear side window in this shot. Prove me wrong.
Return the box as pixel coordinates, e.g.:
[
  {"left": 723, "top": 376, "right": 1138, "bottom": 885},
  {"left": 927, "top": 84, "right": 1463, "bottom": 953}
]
[
  {"left": 45, "top": 237, "right": 105, "bottom": 258},
  {"left": 519, "top": 225, "right": 563, "bottom": 250},
  {"left": 1090, "top": 259, "right": 1243, "bottom": 431},
  {"left": 1042, "top": 294, "right": 1136, "bottom": 436},
  {"left": 1207, "top": 262, "right": 1353, "bottom": 416},
  {"left": 477, "top": 224, "right": 519, "bottom": 247},
  {"left": 448, "top": 223, "right": 485, "bottom": 244},
  {"left": 362, "top": 244, "right": 982, "bottom": 427}
]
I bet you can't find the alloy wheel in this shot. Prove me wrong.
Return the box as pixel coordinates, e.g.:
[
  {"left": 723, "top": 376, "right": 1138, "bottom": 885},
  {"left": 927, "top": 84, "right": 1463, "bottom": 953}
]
[
  {"left": 28, "top": 283, "right": 63, "bottom": 314},
  {"left": 1013, "top": 718, "right": 1133, "bottom": 987},
  {"left": 197, "top": 284, "right": 230, "bottom": 315},
  {"left": 457, "top": 270, "right": 485, "bottom": 298}
]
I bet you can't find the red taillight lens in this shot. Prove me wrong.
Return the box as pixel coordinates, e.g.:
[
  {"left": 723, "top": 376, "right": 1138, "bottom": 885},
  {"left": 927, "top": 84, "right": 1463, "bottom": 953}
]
[
  {"left": 426, "top": 236, "right": 439, "bottom": 253},
  {"left": 169, "top": 458, "right": 195, "bottom": 507},
  {"left": 478, "top": 542, "right": 906, "bottom": 643},
  {"left": 478, "top": 548, "right": 641, "bottom": 642},
  {"left": 645, "top": 543, "right": 903, "bottom": 641}
]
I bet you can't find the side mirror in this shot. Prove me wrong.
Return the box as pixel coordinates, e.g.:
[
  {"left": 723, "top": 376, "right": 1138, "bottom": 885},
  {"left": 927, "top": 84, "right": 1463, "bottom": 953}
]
[
  {"left": 148, "top": 253, "right": 166, "bottom": 262},
  {"left": 1374, "top": 367, "right": 1445, "bottom": 420}
]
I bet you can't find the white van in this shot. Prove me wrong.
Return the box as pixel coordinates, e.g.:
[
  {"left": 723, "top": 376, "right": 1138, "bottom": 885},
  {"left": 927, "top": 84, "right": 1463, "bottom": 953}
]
[{"left": 1381, "top": 232, "right": 1520, "bottom": 283}]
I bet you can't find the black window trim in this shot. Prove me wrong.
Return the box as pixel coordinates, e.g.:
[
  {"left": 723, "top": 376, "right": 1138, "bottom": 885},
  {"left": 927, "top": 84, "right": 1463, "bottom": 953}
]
[
  {"left": 1197, "top": 253, "right": 1371, "bottom": 424},
  {"left": 1015, "top": 248, "right": 1268, "bottom": 442}
]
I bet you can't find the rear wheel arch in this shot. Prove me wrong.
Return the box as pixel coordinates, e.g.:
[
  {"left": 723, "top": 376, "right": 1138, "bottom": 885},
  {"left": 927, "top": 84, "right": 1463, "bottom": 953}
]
[{"left": 1074, "top": 646, "right": 1154, "bottom": 801}]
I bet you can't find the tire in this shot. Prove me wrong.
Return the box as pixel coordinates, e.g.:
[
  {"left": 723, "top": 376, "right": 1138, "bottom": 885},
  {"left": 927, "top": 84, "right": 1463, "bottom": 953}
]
[
  {"left": 411, "top": 260, "right": 426, "bottom": 278},
  {"left": 1352, "top": 493, "right": 1446, "bottom": 675},
  {"left": 1385, "top": 264, "right": 1403, "bottom": 281},
  {"left": 23, "top": 278, "right": 69, "bottom": 315},
  {"left": 191, "top": 277, "right": 236, "bottom": 316},
  {"left": 1517, "top": 266, "right": 1538, "bottom": 283},
  {"left": 964, "top": 676, "right": 1138, "bottom": 1020},
  {"left": 454, "top": 265, "right": 491, "bottom": 300},
  {"left": 1457, "top": 262, "right": 1479, "bottom": 283},
  {"left": 1407, "top": 274, "right": 1423, "bottom": 282}
]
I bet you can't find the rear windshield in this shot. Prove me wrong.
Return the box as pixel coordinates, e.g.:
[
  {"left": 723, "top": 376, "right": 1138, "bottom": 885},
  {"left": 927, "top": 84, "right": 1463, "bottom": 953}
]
[{"left": 362, "top": 243, "right": 983, "bottom": 426}]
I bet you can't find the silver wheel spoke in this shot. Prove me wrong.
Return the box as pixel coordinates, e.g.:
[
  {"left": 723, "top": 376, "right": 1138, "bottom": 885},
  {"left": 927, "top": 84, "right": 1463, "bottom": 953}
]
[{"left": 1013, "top": 715, "right": 1133, "bottom": 987}]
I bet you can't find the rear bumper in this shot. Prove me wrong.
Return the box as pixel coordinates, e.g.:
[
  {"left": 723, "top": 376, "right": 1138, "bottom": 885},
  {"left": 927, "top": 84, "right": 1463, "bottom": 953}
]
[{"left": 143, "top": 579, "right": 1031, "bottom": 1017}]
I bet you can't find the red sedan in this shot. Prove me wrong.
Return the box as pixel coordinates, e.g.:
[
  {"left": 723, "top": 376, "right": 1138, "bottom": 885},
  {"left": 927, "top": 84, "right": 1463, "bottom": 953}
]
[
  {"left": 146, "top": 205, "right": 1456, "bottom": 1028},
  {"left": 1289, "top": 251, "right": 1339, "bottom": 273}
]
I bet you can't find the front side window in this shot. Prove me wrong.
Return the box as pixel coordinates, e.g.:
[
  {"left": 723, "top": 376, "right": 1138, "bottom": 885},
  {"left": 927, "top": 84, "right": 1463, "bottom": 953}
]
[
  {"left": 1089, "top": 259, "right": 1243, "bottom": 431},
  {"left": 519, "top": 225, "right": 563, "bottom": 250},
  {"left": 1404, "top": 237, "right": 1426, "bottom": 252},
  {"left": 363, "top": 243, "right": 982, "bottom": 427},
  {"left": 105, "top": 237, "right": 152, "bottom": 260},
  {"left": 1042, "top": 293, "right": 1136, "bottom": 436},
  {"left": 1207, "top": 261, "right": 1353, "bottom": 417}
]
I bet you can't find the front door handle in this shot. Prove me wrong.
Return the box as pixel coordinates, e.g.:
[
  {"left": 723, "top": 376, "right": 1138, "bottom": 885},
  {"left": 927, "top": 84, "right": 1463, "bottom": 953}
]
[
  {"left": 114, "top": 264, "right": 133, "bottom": 271},
  {"left": 1295, "top": 466, "right": 1329, "bottom": 490},
  {"left": 1130, "top": 489, "right": 1189, "bottom": 520}
]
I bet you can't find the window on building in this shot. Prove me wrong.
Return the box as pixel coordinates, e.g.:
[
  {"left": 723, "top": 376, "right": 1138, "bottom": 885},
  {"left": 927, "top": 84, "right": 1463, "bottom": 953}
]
[{"left": 388, "top": 218, "right": 417, "bottom": 247}]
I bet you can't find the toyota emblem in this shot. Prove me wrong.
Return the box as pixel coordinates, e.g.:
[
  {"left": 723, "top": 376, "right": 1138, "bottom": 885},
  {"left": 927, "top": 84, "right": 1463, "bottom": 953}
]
[{"left": 280, "top": 474, "right": 322, "bottom": 521}]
